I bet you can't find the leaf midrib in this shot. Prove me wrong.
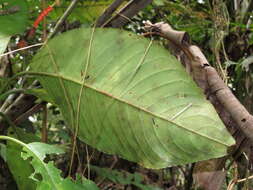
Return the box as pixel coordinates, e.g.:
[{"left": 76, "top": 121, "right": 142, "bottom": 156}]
[{"left": 32, "top": 71, "right": 230, "bottom": 147}]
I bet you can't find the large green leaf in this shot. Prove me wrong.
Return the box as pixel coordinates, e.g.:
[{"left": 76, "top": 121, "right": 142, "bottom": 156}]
[
  {"left": 30, "top": 28, "right": 235, "bottom": 169},
  {"left": 0, "top": 0, "right": 29, "bottom": 54}
]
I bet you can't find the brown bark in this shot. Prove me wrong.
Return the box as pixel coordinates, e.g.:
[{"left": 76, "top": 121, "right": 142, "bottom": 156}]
[
  {"left": 206, "top": 66, "right": 253, "bottom": 141},
  {"left": 144, "top": 21, "right": 253, "bottom": 143},
  {"left": 143, "top": 21, "right": 253, "bottom": 190}
]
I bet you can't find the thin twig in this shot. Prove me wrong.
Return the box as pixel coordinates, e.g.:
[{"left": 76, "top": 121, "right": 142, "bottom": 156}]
[
  {"left": 170, "top": 103, "right": 193, "bottom": 120},
  {"left": 97, "top": 155, "right": 118, "bottom": 186},
  {"left": 0, "top": 6, "right": 20, "bottom": 16},
  {"left": 226, "top": 166, "right": 253, "bottom": 190},
  {"left": 237, "top": 175, "right": 253, "bottom": 183},
  {"left": 0, "top": 93, "right": 17, "bottom": 113},
  {"left": 86, "top": 145, "right": 90, "bottom": 179},
  {"left": 101, "top": 11, "right": 134, "bottom": 28},
  {"left": 41, "top": 103, "right": 48, "bottom": 143},
  {"left": 14, "top": 103, "right": 45, "bottom": 124},
  {"left": 41, "top": 0, "right": 47, "bottom": 40},
  {"left": 68, "top": 24, "right": 96, "bottom": 177},
  {"left": 126, "top": 39, "right": 153, "bottom": 85},
  {"left": 0, "top": 43, "right": 44, "bottom": 58},
  {"left": 46, "top": 0, "right": 79, "bottom": 41},
  {"left": 0, "top": 89, "right": 25, "bottom": 103},
  {"left": 81, "top": 148, "right": 96, "bottom": 177}
]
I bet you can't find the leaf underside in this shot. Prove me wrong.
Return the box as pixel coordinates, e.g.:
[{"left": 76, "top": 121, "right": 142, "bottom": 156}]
[{"left": 30, "top": 28, "right": 235, "bottom": 169}]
